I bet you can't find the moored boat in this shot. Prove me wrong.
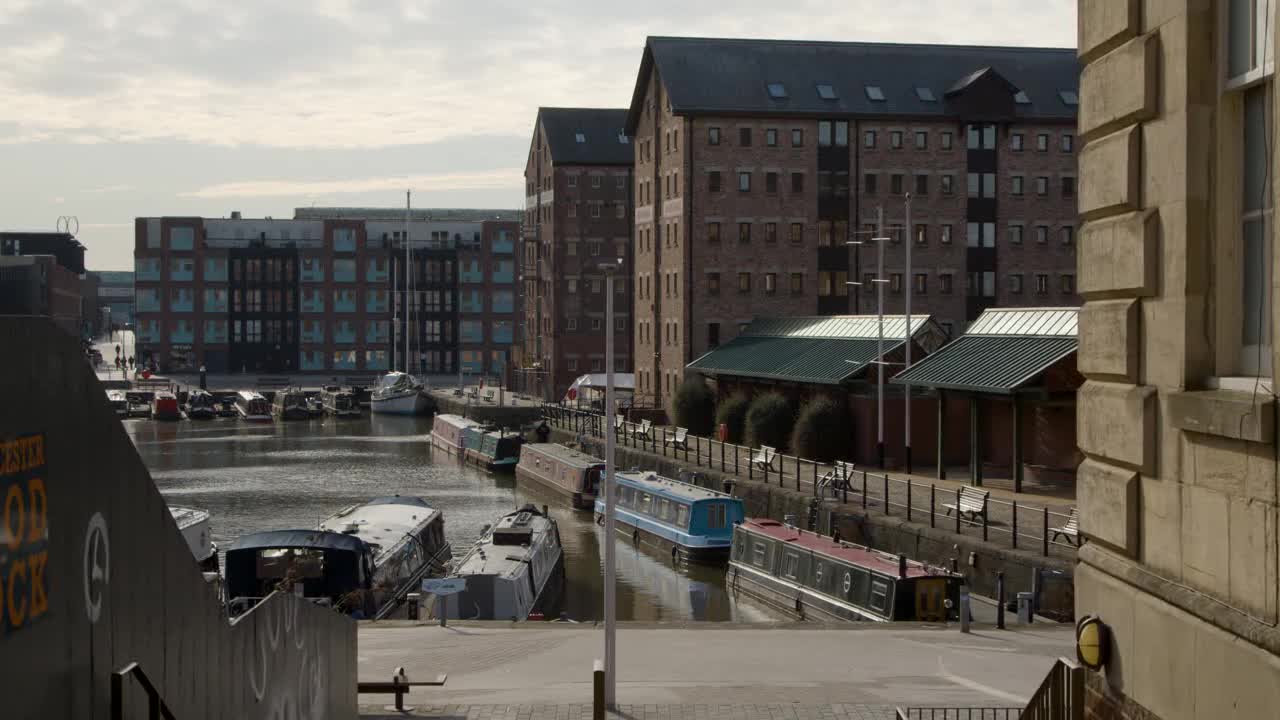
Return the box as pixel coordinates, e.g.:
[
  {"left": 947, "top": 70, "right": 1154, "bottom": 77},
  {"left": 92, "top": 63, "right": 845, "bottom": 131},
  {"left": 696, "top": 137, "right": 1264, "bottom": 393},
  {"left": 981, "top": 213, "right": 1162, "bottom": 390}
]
[
  {"left": 515, "top": 443, "right": 603, "bottom": 509},
  {"left": 439, "top": 504, "right": 563, "bottom": 621},
  {"left": 235, "top": 390, "right": 272, "bottom": 422},
  {"left": 152, "top": 391, "right": 182, "bottom": 421},
  {"left": 224, "top": 496, "right": 451, "bottom": 618},
  {"left": 170, "top": 506, "right": 219, "bottom": 572},
  {"left": 461, "top": 426, "right": 523, "bottom": 472},
  {"left": 106, "top": 389, "right": 129, "bottom": 417},
  {"left": 322, "top": 387, "right": 361, "bottom": 417},
  {"left": 595, "top": 471, "right": 743, "bottom": 564},
  {"left": 370, "top": 371, "right": 429, "bottom": 416},
  {"left": 272, "top": 388, "right": 311, "bottom": 421},
  {"left": 126, "top": 390, "right": 153, "bottom": 418},
  {"left": 726, "top": 519, "right": 961, "bottom": 622},
  {"left": 185, "top": 389, "right": 217, "bottom": 420},
  {"left": 430, "top": 413, "right": 481, "bottom": 457}
]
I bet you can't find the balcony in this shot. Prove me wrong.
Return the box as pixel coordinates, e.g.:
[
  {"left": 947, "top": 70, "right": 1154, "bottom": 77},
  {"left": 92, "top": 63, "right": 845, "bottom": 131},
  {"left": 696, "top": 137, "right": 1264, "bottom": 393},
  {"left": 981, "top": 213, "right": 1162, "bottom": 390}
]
[
  {"left": 492, "top": 291, "right": 514, "bottom": 313},
  {"left": 333, "top": 259, "right": 356, "bottom": 283},
  {"left": 333, "top": 291, "right": 357, "bottom": 313},
  {"left": 169, "top": 293, "right": 194, "bottom": 313},
  {"left": 492, "top": 234, "right": 515, "bottom": 254},
  {"left": 135, "top": 259, "right": 161, "bottom": 282},
  {"left": 366, "top": 291, "right": 388, "bottom": 313},
  {"left": 459, "top": 261, "right": 484, "bottom": 284},
  {"left": 203, "top": 291, "right": 228, "bottom": 314},
  {"left": 203, "top": 321, "right": 227, "bottom": 344},
  {"left": 300, "top": 351, "right": 326, "bottom": 371},
  {"left": 301, "top": 259, "right": 325, "bottom": 283},
  {"left": 460, "top": 321, "right": 484, "bottom": 344},
  {"left": 365, "top": 350, "right": 389, "bottom": 371},
  {"left": 136, "top": 290, "right": 161, "bottom": 313},
  {"left": 169, "top": 322, "right": 194, "bottom": 344},
  {"left": 366, "top": 262, "right": 388, "bottom": 283},
  {"left": 333, "top": 322, "right": 356, "bottom": 344},
  {"left": 137, "top": 321, "right": 160, "bottom": 344},
  {"left": 491, "top": 260, "right": 515, "bottom": 284},
  {"left": 169, "top": 260, "right": 194, "bottom": 282},
  {"left": 332, "top": 351, "right": 357, "bottom": 370},
  {"left": 301, "top": 293, "right": 326, "bottom": 314},
  {"left": 366, "top": 321, "right": 389, "bottom": 345},
  {"left": 301, "top": 322, "right": 324, "bottom": 344},
  {"left": 203, "top": 259, "right": 228, "bottom": 282},
  {"left": 460, "top": 290, "right": 483, "bottom": 313},
  {"left": 492, "top": 322, "right": 514, "bottom": 344}
]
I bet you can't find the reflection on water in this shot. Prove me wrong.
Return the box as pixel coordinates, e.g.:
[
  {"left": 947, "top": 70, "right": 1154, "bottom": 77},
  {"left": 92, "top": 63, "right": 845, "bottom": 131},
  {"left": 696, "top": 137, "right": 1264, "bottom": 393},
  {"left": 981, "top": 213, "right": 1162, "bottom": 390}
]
[{"left": 127, "top": 415, "right": 776, "bottom": 622}]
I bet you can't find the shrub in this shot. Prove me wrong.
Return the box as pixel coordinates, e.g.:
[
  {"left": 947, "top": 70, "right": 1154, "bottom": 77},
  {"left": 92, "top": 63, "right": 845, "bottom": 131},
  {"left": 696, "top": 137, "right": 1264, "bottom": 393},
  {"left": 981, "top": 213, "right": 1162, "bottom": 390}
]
[
  {"left": 669, "top": 375, "right": 716, "bottom": 436},
  {"left": 790, "top": 397, "right": 850, "bottom": 463},
  {"left": 745, "top": 393, "right": 794, "bottom": 451},
  {"left": 715, "top": 393, "right": 751, "bottom": 444}
]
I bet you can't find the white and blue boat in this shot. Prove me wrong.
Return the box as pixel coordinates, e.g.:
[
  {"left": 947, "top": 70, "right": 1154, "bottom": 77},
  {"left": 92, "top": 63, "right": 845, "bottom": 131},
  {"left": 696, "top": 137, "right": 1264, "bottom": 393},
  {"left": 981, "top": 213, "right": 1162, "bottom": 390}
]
[{"left": 594, "top": 471, "right": 744, "bottom": 564}]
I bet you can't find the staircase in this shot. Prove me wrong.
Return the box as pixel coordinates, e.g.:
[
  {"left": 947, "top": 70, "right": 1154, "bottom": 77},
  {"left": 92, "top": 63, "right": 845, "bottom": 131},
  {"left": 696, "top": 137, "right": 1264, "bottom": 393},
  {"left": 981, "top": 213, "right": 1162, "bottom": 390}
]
[{"left": 896, "top": 657, "right": 1085, "bottom": 720}]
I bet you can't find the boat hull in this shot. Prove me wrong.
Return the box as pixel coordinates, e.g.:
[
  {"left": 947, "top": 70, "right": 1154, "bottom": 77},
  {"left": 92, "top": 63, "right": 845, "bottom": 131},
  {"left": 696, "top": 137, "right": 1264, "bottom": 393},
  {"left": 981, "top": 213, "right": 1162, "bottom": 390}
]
[
  {"left": 464, "top": 449, "right": 520, "bottom": 473},
  {"left": 725, "top": 561, "right": 878, "bottom": 622},
  {"left": 371, "top": 392, "right": 428, "bottom": 416},
  {"left": 516, "top": 466, "right": 595, "bottom": 510},
  {"left": 430, "top": 431, "right": 465, "bottom": 457},
  {"left": 597, "top": 511, "right": 731, "bottom": 564},
  {"left": 186, "top": 407, "right": 216, "bottom": 420}
]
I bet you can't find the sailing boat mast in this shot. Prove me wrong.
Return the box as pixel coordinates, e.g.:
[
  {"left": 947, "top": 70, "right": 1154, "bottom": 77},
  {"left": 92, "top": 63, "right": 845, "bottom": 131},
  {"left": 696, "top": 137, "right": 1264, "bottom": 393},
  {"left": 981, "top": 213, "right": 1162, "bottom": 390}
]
[{"left": 405, "top": 190, "right": 411, "bottom": 375}]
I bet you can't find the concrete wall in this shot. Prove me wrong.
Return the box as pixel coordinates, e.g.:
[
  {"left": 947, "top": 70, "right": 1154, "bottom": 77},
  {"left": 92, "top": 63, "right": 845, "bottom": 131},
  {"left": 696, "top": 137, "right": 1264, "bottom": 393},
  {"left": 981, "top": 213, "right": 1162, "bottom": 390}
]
[{"left": 0, "top": 317, "right": 357, "bottom": 719}]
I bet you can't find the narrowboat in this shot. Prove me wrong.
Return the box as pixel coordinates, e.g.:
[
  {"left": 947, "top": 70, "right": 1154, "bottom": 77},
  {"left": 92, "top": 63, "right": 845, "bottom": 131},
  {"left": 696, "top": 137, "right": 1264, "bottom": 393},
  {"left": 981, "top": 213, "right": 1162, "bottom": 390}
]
[
  {"left": 272, "top": 389, "right": 311, "bottom": 421},
  {"left": 726, "top": 519, "right": 962, "bottom": 622},
  {"left": 224, "top": 496, "right": 451, "bottom": 618},
  {"left": 152, "top": 391, "right": 182, "bottom": 421},
  {"left": 515, "top": 443, "right": 603, "bottom": 510},
  {"left": 185, "top": 389, "right": 218, "bottom": 420},
  {"left": 322, "top": 388, "right": 361, "bottom": 417},
  {"left": 235, "top": 391, "right": 273, "bottom": 422},
  {"left": 370, "top": 371, "right": 429, "bottom": 415},
  {"left": 125, "top": 390, "right": 153, "bottom": 418},
  {"left": 170, "top": 506, "right": 219, "bottom": 572},
  {"left": 440, "top": 504, "right": 563, "bottom": 621},
  {"left": 430, "top": 413, "right": 482, "bottom": 457},
  {"left": 106, "top": 389, "right": 129, "bottom": 417},
  {"left": 461, "top": 426, "right": 524, "bottom": 472},
  {"left": 594, "top": 471, "right": 744, "bottom": 564}
]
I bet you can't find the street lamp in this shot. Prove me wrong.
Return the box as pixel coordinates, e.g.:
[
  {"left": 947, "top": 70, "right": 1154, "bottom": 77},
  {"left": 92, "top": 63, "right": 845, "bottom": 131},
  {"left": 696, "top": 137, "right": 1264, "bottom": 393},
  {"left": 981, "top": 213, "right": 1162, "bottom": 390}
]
[
  {"left": 599, "top": 257, "right": 622, "bottom": 709},
  {"left": 846, "top": 206, "right": 891, "bottom": 468}
]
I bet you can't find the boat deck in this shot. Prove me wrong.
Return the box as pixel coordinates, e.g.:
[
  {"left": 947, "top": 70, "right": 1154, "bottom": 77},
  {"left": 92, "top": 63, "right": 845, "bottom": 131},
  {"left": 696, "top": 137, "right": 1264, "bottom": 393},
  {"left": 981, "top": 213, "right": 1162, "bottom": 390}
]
[{"left": 739, "top": 519, "right": 943, "bottom": 578}]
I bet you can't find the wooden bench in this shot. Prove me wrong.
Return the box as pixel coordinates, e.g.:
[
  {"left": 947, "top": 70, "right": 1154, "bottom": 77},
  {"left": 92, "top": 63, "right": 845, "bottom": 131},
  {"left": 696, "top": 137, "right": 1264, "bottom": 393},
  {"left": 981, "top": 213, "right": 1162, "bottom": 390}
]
[
  {"left": 482, "top": 389, "right": 496, "bottom": 402},
  {"left": 750, "top": 445, "right": 778, "bottom": 471},
  {"left": 664, "top": 427, "right": 689, "bottom": 450},
  {"left": 359, "top": 671, "right": 448, "bottom": 712},
  {"left": 1050, "top": 507, "right": 1080, "bottom": 546},
  {"left": 943, "top": 486, "right": 990, "bottom": 522}
]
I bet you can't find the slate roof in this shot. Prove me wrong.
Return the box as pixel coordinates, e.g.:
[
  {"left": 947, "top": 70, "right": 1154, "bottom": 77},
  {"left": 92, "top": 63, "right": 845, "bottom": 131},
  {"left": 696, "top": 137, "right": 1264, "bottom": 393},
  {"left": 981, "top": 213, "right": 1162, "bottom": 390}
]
[
  {"left": 625, "top": 36, "right": 1079, "bottom": 132},
  {"left": 891, "top": 308, "right": 1078, "bottom": 394},
  {"left": 538, "top": 107, "right": 633, "bottom": 166}
]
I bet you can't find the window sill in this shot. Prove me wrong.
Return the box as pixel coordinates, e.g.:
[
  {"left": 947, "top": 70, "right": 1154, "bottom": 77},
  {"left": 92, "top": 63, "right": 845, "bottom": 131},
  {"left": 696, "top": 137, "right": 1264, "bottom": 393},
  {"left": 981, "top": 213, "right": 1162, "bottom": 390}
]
[{"left": 1168, "top": 386, "right": 1274, "bottom": 444}]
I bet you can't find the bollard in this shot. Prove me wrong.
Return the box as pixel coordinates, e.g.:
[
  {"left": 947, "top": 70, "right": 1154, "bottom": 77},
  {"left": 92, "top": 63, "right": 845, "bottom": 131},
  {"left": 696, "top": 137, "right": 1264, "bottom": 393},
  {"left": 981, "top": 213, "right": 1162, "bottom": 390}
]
[
  {"left": 439, "top": 593, "right": 449, "bottom": 627},
  {"left": 592, "top": 659, "right": 606, "bottom": 720},
  {"left": 959, "top": 587, "right": 971, "bottom": 633},
  {"left": 407, "top": 592, "right": 420, "bottom": 621},
  {"left": 996, "top": 572, "right": 1006, "bottom": 629}
]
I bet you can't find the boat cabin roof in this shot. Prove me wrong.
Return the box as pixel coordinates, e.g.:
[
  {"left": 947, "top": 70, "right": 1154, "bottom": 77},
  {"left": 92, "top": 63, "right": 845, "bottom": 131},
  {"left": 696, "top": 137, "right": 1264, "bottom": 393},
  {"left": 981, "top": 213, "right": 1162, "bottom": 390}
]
[
  {"left": 616, "top": 470, "right": 736, "bottom": 504},
  {"left": 436, "top": 413, "right": 481, "bottom": 431},
  {"left": 522, "top": 443, "right": 604, "bottom": 469},
  {"left": 740, "top": 518, "right": 950, "bottom": 579},
  {"left": 454, "top": 506, "right": 553, "bottom": 580},
  {"left": 227, "top": 529, "right": 366, "bottom": 555},
  {"left": 237, "top": 390, "right": 266, "bottom": 401},
  {"left": 318, "top": 496, "right": 441, "bottom": 559},
  {"left": 169, "top": 506, "right": 209, "bottom": 530}
]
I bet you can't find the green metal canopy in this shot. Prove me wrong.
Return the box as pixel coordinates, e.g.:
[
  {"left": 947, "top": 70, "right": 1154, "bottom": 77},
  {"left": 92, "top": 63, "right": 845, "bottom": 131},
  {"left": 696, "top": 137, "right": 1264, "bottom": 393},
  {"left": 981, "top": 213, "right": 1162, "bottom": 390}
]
[{"left": 891, "top": 307, "right": 1078, "bottom": 394}]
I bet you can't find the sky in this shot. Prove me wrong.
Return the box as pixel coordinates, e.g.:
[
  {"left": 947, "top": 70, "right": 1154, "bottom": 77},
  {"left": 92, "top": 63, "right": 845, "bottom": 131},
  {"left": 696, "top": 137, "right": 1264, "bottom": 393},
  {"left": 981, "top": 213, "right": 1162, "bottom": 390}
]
[{"left": 0, "top": 0, "right": 1076, "bottom": 271}]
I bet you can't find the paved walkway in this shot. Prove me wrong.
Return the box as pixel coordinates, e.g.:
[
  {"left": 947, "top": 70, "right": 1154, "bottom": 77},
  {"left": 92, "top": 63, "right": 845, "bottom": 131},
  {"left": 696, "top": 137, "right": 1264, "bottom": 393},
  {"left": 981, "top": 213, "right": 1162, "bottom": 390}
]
[
  {"left": 362, "top": 703, "right": 896, "bottom": 719},
  {"left": 357, "top": 622, "right": 1071, "bottom": 712}
]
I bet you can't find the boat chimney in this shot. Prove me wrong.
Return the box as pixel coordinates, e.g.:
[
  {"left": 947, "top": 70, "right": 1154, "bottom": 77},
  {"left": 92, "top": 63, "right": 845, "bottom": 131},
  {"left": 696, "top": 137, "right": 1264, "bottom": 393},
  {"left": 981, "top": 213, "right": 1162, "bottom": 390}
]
[{"left": 898, "top": 554, "right": 908, "bottom": 579}]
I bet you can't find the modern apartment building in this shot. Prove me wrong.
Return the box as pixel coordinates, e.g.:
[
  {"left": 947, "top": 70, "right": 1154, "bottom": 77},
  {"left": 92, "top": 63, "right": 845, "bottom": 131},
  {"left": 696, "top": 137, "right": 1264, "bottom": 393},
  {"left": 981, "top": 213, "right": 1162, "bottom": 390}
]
[
  {"left": 1075, "top": 2, "right": 1280, "bottom": 718},
  {"left": 0, "top": 231, "right": 94, "bottom": 337},
  {"left": 132, "top": 213, "right": 520, "bottom": 378},
  {"left": 624, "top": 37, "right": 1079, "bottom": 405},
  {"left": 522, "top": 107, "right": 634, "bottom": 400}
]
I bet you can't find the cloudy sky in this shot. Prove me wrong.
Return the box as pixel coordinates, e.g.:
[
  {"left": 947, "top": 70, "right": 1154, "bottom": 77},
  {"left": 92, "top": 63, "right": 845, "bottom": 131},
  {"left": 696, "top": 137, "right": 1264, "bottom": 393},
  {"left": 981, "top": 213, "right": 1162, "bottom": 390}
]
[{"left": 0, "top": 0, "right": 1075, "bottom": 270}]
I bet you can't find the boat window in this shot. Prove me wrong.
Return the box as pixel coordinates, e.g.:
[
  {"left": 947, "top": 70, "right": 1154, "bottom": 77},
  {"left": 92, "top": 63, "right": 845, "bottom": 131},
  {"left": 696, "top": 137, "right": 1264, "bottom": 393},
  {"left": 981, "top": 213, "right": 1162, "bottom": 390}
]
[
  {"left": 675, "top": 504, "right": 690, "bottom": 529},
  {"left": 733, "top": 534, "right": 745, "bottom": 559},
  {"left": 658, "top": 498, "right": 670, "bottom": 521},
  {"left": 752, "top": 541, "right": 767, "bottom": 567},
  {"left": 256, "top": 548, "right": 325, "bottom": 580},
  {"left": 639, "top": 493, "right": 652, "bottom": 515},
  {"left": 706, "top": 503, "right": 727, "bottom": 529},
  {"left": 782, "top": 551, "right": 800, "bottom": 579},
  {"left": 870, "top": 579, "right": 890, "bottom": 613},
  {"left": 814, "top": 562, "right": 825, "bottom": 587}
]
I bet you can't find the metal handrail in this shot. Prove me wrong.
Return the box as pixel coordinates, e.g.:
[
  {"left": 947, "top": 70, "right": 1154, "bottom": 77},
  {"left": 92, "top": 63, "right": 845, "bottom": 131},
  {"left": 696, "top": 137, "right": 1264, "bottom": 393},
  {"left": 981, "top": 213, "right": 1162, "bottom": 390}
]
[
  {"left": 1021, "top": 658, "right": 1084, "bottom": 720},
  {"left": 112, "top": 661, "right": 177, "bottom": 720},
  {"left": 896, "top": 708, "right": 1023, "bottom": 719}
]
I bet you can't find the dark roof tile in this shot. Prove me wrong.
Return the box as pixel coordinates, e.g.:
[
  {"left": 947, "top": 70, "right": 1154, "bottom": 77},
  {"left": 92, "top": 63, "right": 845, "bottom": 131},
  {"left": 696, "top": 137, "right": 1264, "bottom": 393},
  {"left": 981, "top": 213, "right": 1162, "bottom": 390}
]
[{"left": 538, "top": 107, "right": 633, "bottom": 166}]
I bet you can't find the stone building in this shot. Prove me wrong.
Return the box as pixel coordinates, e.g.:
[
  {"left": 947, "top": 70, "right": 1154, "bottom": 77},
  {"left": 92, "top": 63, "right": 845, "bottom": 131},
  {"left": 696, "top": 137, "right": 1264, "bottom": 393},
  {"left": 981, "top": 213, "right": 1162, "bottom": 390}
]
[
  {"left": 522, "top": 107, "right": 634, "bottom": 401},
  {"left": 623, "top": 36, "right": 1080, "bottom": 408},
  {"left": 1075, "top": 1, "right": 1280, "bottom": 717}
]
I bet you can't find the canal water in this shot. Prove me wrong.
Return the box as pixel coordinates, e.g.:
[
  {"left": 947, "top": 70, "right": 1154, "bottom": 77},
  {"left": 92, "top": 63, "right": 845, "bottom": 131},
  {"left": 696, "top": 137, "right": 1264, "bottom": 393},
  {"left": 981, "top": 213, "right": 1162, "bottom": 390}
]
[{"left": 127, "top": 414, "right": 777, "bottom": 622}]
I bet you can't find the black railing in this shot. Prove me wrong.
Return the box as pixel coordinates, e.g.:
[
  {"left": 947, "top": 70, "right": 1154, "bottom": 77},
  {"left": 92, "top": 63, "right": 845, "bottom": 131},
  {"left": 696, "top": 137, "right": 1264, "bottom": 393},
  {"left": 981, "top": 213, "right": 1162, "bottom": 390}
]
[
  {"left": 112, "top": 662, "right": 176, "bottom": 720},
  {"left": 896, "top": 709, "right": 1022, "bottom": 719}
]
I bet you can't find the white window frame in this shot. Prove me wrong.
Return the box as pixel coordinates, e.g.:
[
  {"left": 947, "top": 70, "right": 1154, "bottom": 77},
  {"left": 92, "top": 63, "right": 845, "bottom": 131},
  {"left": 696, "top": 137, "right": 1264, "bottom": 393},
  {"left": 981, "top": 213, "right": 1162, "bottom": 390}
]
[{"left": 1224, "top": 0, "right": 1277, "bottom": 90}]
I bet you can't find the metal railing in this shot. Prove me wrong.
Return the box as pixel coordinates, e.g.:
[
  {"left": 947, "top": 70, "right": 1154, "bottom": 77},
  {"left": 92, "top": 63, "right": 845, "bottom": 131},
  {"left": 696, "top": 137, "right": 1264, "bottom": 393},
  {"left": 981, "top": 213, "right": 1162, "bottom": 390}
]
[
  {"left": 112, "top": 662, "right": 177, "bottom": 720},
  {"left": 542, "top": 403, "right": 1079, "bottom": 558},
  {"left": 1021, "top": 658, "right": 1084, "bottom": 720},
  {"left": 897, "top": 709, "right": 1022, "bottom": 719}
]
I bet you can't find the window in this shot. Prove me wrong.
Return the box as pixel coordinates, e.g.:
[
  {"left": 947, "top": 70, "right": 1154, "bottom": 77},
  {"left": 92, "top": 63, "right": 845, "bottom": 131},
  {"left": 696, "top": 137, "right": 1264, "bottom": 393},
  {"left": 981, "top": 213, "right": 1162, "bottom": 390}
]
[
  {"left": 1012, "top": 176, "right": 1024, "bottom": 196},
  {"left": 566, "top": 175, "right": 578, "bottom": 188},
  {"left": 1061, "top": 133, "right": 1074, "bottom": 152},
  {"left": 1061, "top": 274, "right": 1076, "bottom": 294},
  {"left": 1037, "top": 133, "right": 1049, "bottom": 151},
  {"left": 1062, "top": 176, "right": 1076, "bottom": 198},
  {"left": 915, "top": 87, "right": 936, "bottom": 102},
  {"left": 915, "top": 130, "right": 927, "bottom": 149},
  {"left": 791, "top": 128, "right": 803, "bottom": 146},
  {"left": 1239, "top": 83, "right": 1274, "bottom": 374},
  {"left": 789, "top": 223, "right": 803, "bottom": 244},
  {"left": 575, "top": 132, "right": 585, "bottom": 143},
  {"left": 1059, "top": 90, "right": 1079, "bottom": 106},
  {"left": 890, "top": 130, "right": 903, "bottom": 149},
  {"left": 939, "top": 273, "right": 953, "bottom": 293},
  {"left": 1009, "top": 224, "right": 1024, "bottom": 245},
  {"left": 914, "top": 223, "right": 928, "bottom": 244},
  {"left": 914, "top": 174, "right": 928, "bottom": 195},
  {"left": 968, "top": 271, "right": 996, "bottom": 297},
  {"left": 738, "top": 172, "right": 751, "bottom": 192},
  {"left": 864, "top": 172, "right": 878, "bottom": 195},
  {"left": 967, "top": 222, "right": 995, "bottom": 248},
  {"left": 1036, "top": 225, "right": 1049, "bottom": 244},
  {"left": 766, "top": 128, "right": 778, "bottom": 146},
  {"left": 790, "top": 272, "right": 803, "bottom": 294},
  {"left": 940, "top": 224, "right": 953, "bottom": 244},
  {"left": 816, "top": 84, "right": 837, "bottom": 100},
  {"left": 1011, "top": 132, "right": 1024, "bottom": 151},
  {"left": 617, "top": 175, "right": 625, "bottom": 189},
  {"left": 591, "top": 318, "right": 602, "bottom": 331},
  {"left": 1010, "top": 274, "right": 1024, "bottom": 294},
  {"left": 864, "top": 129, "right": 876, "bottom": 148},
  {"left": 941, "top": 131, "right": 953, "bottom": 150},
  {"left": 890, "top": 173, "right": 904, "bottom": 195},
  {"left": 567, "top": 278, "right": 578, "bottom": 294},
  {"left": 791, "top": 173, "right": 804, "bottom": 192},
  {"left": 592, "top": 175, "right": 602, "bottom": 188},
  {"left": 737, "top": 272, "right": 751, "bottom": 293},
  {"left": 765, "top": 273, "right": 777, "bottom": 294},
  {"left": 752, "top": 541, "right": 767, "bottom": 567},
  {"left": 766, "top": 172, "right": 779, "bottom": 193},
  {"left": 1061, "top": 226, "right": 1075, "bottom": 245},
  {"left": 738, "top": 222, "right": 751, "bottom": 244},
  {"left": 707, "top": 272, "right": 720, "bottom": 295},
  {"left": 616, "top": 203, "right": 625, "bottom": 219},
  {"left": 707, "top": 222, "right": 721, "bottom": 244},
  {"left": 739, "top": 127, "right": 752, "bottom": 146},
  {"left": 914, "top": 273, "right": 927, "bottom": 294},
  {"left": 765, "top": 222, "right": 777, "bottom": 243},
  {"left": 865, "top": 85, "right": 885, "bottom": 101},
  {"left": 940, "top": 174, "right": 954, "bottom": 195},
  {"left": 783, "top": 552, "right": 799, "bottom": 579},
  {"left": 819, "top": 121, "right": 833, "bottom": 146},
  {"left": 1228, "top": 0, "right": 1273, "bottom": 85},
  {"left": 709, "top": 171, "right": 722, "bottom": 192},
  {"left": 709, "top": 127, "right": 721, "bottom": 145},
  {"left": 591, "top": 203, "right": 601, "bottom": 218},
  {"left": 1015, "top": 90, "right": 1031, "bottom": 104},
  {"left": 1036, "top": 274, "right": 1049, "bottom": 294},
  {"left": 1036, "top": 176, "right": 1049, "bottom": 196},
  {"left": 835, "top": 121, "right": 848, "bottom": 147},
  {"left": 890, "top": 273, "right": 903, "bottom": 293},
  {"left": 708, "top": 322, "right": 720, "bottom": 348},
  {"left": 767, "top": 82, "right": 788, "bottom": 99}
]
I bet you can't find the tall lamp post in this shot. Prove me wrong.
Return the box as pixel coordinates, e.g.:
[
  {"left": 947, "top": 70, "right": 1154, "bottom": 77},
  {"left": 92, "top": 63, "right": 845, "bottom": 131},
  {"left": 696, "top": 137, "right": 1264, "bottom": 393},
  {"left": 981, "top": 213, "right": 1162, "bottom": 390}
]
[
  {"left": 846, "top": 207, "right": 890, "bottom": 468},
  {"left": 903, "top": 193, "right": 913, "bottom": 474},
  {"left": 599, "top": 257, "right": 622, "bottom": 709}
]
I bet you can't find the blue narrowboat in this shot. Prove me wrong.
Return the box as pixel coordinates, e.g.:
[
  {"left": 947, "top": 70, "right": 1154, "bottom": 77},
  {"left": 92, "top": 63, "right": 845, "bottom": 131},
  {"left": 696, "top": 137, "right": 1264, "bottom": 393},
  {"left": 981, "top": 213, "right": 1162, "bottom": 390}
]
[
  {"left": 462, "top": 425, "right": 524, "bottom": 472},
  {"left": 594, "top": 471, "right": 744, "bottom": 564}
]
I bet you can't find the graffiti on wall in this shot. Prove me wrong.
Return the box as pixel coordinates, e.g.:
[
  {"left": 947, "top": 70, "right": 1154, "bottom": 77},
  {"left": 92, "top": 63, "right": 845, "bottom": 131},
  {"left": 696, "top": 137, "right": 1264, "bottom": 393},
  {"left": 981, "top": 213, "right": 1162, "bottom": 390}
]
[
  {"left": 248, "top": 597, "right": 329, "bottom": 720},
  {"left": 1, "top": 434, "right": 49, "bottom": 635}
]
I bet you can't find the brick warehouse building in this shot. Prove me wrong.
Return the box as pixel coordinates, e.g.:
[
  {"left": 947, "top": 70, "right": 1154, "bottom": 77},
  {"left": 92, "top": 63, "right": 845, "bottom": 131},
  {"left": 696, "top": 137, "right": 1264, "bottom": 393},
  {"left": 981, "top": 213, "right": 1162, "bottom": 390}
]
[
  {"left": 624, "top": 37, "right": 1080, "bottom": 406},
  {"left": 132, "top": 212, "right": 520, "bottom": 379},
  {"left": 522, "top": 108, "right": 634, "bottom": 401}
]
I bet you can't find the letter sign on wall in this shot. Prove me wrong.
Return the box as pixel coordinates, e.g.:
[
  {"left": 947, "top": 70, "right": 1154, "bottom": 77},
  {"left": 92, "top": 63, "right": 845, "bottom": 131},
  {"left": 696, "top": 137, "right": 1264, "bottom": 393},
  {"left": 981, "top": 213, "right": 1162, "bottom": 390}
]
[{"left": 1, "top": 434, "right": 50, "bottom": 635}]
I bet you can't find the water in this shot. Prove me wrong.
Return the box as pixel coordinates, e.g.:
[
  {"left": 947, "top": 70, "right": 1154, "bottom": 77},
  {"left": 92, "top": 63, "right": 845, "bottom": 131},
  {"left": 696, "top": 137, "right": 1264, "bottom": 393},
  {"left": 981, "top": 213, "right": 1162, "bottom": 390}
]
[{"left": 127, "top": 414, "right": 776, "bottom": 622}]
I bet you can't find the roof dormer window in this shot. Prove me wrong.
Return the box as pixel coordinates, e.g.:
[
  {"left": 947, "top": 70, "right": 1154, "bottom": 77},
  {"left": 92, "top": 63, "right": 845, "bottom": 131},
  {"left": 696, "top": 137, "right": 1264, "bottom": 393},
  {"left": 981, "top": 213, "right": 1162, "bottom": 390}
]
[
  {"left": 816, "top": 84, "right": 837, "bottom": 100},
  {"left": 865, "top": 85, "right": 885, "bottom": 101},
  {"left": 767, "top": 83, "right": 788, "bottom": 99},
  {"left": 915, "top": 87, "right": 936, "bottom": 102},
  {"left": 574, "top": 133, "right": 586, "bottom": 143},
  {"left": 1014, "top": 90, "right": 1031, "bottom": 104},
  {"left": 1058, "top": 90, "right": 1079, "bottom": 106}
]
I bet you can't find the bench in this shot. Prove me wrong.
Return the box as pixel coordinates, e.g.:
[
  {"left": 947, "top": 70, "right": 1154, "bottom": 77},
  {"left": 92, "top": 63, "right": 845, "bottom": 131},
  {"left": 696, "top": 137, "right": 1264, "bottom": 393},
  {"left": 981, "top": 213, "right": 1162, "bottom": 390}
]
[
  {"left": 466, "top": 387, "right": 479, "bottom": 400},
  {"left": 818, "top": 460, "right": 856, "bottom": 494},
  {"left": 359, "top": 670, "right": 448, "bottom": 712},
  {"left": 664, "top": 427, "right": 689, "bottom": 450},
  {"left": 1050, "top": 507, "right": 1080, "bottom": 546},
  {"left": 633, "top": 418, "right": 653, "bottom": 440},
  {"left": 614, "top": 415, "right": 626, "bottom": 435},
  {"left": 482, "top": 389, "right": 496, "bottom": 402},
  {"left": 943, "top": 486, "right": 990, "bottom": 522},
  {"left": 750, "top": 445, "right": 778, "bottom": 471}
]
